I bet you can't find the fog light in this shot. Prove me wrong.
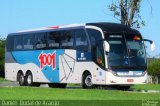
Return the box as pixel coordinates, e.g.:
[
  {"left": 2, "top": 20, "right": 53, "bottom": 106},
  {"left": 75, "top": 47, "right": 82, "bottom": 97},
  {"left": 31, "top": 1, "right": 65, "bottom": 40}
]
[{"left": 110, "top": 80, "right": 116, "bottom": 83}]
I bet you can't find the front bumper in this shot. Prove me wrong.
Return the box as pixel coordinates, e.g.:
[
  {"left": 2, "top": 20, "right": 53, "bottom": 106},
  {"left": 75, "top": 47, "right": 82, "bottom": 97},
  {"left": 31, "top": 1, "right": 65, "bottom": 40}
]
[{"left": 105, "top": 71, "right": 148, "bottom": 85}]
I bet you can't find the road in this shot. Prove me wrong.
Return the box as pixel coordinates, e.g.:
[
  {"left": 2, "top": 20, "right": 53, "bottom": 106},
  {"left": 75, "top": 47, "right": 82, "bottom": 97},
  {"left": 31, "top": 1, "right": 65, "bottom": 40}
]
[
  {"left": 1, "top": 82, "right": 160, "bottom": 93},
  {"left": 0, "top": 82, "right": 81, "bottom": 89},
  {"left": 0, "top": 82, "right": 48, "bottom": 87}
]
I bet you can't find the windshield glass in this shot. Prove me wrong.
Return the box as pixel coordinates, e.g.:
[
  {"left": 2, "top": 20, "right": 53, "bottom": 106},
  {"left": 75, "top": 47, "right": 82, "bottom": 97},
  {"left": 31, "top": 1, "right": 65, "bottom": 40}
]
[{"left": 105, "top": 33, "right": 146, "bottom": 70}]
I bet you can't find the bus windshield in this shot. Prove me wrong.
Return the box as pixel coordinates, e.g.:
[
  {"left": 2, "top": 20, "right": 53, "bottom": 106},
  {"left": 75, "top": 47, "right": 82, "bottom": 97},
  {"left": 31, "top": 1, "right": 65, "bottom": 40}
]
[{"left": 105, "top": 33, "right": 146, "bottom": 70}]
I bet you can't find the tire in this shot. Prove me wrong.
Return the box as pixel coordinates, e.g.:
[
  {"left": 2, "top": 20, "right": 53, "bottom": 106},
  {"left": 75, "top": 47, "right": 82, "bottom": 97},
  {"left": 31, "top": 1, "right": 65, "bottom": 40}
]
[
  {"left": 48, "top": 83, "right": 67, "bottom": 88},
  {"left": 25, "top": 72, "right": 34, "bottom": 86},
  {"left": 82, "top": 72, "right": 93, "bottom": 89},
  {"left": 17, "top": 72, "right": 25, "bottom": 86}
]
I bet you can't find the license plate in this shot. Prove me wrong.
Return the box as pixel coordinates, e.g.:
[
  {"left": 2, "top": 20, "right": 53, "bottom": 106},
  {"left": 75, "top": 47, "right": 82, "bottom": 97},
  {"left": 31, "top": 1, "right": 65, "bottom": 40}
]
[{"left": 127, "top": 79, "right": 134, "bottom": 82}]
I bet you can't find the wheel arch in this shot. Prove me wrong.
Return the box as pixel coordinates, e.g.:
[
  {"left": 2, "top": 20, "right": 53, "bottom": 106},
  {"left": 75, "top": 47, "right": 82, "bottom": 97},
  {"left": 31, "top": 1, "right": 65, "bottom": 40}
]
[
  {"left": 81, "top": 70, "right": 92, "bottom": 82},
  {"left": 25, "top": 70, "right": 32, "bottom": 76}
]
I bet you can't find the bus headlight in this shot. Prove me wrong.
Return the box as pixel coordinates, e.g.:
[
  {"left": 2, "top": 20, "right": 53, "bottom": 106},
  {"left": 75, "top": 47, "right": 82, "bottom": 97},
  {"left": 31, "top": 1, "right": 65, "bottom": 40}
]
[{"left": 112, "top": 71, "right": 118, "bottom": 76}]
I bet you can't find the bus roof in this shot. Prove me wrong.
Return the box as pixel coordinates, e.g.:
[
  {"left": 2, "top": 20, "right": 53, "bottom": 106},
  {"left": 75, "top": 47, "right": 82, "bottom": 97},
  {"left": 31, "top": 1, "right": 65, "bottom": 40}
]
[
  {"left": 18, "top": 23, "right": 85, "bottom": 32},
  {"left": 87, "top": 22, "right": 140, "bottom": 34},
  {"left": 8, "top": 23, "right": 85, "bottom": 35},
  {"left": 8, "top": 22, "right": 140, "bottom": 36}
]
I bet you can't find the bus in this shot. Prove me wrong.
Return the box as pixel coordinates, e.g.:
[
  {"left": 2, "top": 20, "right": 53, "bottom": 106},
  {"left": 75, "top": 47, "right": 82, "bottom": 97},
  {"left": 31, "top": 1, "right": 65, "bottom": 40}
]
[{"left": 5, "top": 22, "right": 155, "bottom": 89}]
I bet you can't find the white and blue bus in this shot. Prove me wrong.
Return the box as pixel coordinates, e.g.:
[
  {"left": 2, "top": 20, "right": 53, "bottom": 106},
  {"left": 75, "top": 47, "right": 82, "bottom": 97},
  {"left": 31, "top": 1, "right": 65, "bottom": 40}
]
[{"left": 5, "top": 22, "right": 155, "bottom": 89}]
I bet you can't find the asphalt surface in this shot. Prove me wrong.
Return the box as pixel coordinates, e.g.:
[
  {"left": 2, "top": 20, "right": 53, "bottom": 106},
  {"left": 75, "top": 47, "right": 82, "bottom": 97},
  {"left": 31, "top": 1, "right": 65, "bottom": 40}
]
[
  {"left": 0, "top": 81, "right": 81, "bottom": 88},
  {"left": 1, "top": 82, "right": 160, "bottom": 93},
  {"left": 0, "top": 82, "right": 19, "bottom": 87},
  {"left": 0, "top": 82, "right": 49, "bottom": 87}
]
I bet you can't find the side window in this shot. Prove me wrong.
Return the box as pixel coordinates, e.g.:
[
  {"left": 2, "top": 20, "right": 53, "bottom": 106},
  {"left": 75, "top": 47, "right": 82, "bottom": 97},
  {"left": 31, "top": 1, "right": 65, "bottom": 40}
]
[
  {"left": 75, "top": 29, "right": 88, "bottom": 52},
  {"left": 35, "top": 33, "right": 47, "bottom": 49},
  {"left": 23, "top": 34, "right": 34, "bottom": 50},
  {"left": 6, "top": 36, "right": 14, "bottom": 51},
  {"left": 87, "top": 29, "right": 105, "bottom": 67},
  {"left": 61, "top": 30, "right": 74, "bottom": 49},
  {"left": 14, "top": 35, "right": 23, "bottom": 51},
  {"left": 47, "top": 31, "right": 60, "bottom": 49},
  {"left": 87, "top": 29, "right": 102, "bottom": 46}
]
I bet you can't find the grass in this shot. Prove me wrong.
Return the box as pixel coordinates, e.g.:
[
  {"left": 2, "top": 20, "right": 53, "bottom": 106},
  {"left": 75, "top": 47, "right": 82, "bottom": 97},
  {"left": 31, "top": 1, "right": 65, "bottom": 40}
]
[
  {"left": 0, "top": 87, "right": 159, "bottom": 100},
  {"left": 132, "top": 84, "right": 160, "bottom": 91},
  {"left": 0, "top": 77, "right": 9, "bottom": 82},
  {"left": 0, "top": 85, "right": 160, "bottom": 106}
]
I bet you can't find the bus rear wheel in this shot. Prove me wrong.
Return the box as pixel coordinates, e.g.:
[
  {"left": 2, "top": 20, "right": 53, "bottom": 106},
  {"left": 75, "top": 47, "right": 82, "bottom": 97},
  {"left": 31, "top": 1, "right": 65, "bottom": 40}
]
[
  {"left": 25, "top": 72, "right": 40, "bottom": 87},
  {"left": 82, "top": 72, "right": 93, "bottom": 89},
  {"left": 25, "top": 72, "right": 33, "bottom": 86},
  {"left": 17, "top": 72, "right": 25, "bottom": 86}
]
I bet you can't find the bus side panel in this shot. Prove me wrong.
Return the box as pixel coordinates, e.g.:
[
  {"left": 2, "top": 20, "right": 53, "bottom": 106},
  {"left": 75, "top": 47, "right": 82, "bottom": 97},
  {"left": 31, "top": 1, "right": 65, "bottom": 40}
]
[
  {"left": 5, "top": 50, "right": 65, "bottom": 83},
  {"left": 5, "top": 63, "right": 49, "bottom": 82},
  {"left": 59, "top": 50, "right": 78, "bottom": 83},
  {"left": 5, "top": 49, "right": 106, "bottom": 85},
  {"left": 59, "top": 50, "right": 106, "bottom": 85}
]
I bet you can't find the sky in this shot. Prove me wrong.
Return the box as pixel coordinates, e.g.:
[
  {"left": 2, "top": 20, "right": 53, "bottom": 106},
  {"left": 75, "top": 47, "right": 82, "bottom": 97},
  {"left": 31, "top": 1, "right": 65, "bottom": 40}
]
[{"left": 0, "top": 0, "right": 159, "bottom": 56}]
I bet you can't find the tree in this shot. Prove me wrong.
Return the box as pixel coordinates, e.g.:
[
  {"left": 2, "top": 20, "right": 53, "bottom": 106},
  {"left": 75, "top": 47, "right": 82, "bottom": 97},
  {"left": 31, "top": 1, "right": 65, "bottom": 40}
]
[
  {"left": 148, "top": 58, "right": 160, "bottom": 83},
  {"left": 108, "top": 0, "right": 145, "bottom": 28},
  {"left": 0, "top": 36, "right": 5, "bottom": 77}
]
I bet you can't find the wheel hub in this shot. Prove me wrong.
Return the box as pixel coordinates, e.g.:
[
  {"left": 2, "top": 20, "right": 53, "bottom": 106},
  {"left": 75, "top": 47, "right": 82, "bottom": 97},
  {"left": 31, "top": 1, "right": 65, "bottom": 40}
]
[
  {"left": 85, "top": 75, "right": 92, "bottom": 87},
  {"left": 27, "top": 75, "right": 32, "bottom": 85}
]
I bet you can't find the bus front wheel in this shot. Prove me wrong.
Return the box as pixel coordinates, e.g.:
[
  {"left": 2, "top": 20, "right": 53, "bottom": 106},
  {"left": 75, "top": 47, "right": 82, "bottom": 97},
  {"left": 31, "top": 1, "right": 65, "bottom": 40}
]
[{"left": 82, "top": 72, "right": 93, "bottom": 89}]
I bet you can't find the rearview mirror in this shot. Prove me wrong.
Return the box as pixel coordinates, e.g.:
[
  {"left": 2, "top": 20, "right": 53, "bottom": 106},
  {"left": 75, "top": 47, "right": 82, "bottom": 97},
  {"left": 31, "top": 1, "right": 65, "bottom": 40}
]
[
  {"left": 151, "top": 42, "right": 155, "bottom": 51},
  {"left": 143, "top": 39, "right": 155, "bottom": 51},
  {"left": 104, "top": 41, "right": 110, "bottom": 52}
]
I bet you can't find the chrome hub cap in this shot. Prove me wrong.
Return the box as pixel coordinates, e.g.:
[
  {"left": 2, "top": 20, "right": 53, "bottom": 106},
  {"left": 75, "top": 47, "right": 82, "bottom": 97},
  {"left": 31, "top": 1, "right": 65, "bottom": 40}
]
[
  {"left": 85, "top": 75, "right": 92, "bottom": 87},
  {"left": 27, "top": 75, "right": 32, "bottom": 85}
]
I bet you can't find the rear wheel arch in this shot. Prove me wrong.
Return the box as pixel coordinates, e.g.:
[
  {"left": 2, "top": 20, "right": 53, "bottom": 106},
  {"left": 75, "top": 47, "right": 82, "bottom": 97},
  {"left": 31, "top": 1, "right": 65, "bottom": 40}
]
[{"left": 25, "top": 70, "right": 32, "bottom": 76}]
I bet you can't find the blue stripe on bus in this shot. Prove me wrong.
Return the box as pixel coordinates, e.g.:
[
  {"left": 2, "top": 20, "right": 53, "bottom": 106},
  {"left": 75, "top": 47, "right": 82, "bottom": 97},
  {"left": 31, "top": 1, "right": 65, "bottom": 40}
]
[
  {"left": 12, "top": 50, "right": 65, "bottom": 83},
  {"left": 76, "top": 51, "right": 92, "bottom": 61}
]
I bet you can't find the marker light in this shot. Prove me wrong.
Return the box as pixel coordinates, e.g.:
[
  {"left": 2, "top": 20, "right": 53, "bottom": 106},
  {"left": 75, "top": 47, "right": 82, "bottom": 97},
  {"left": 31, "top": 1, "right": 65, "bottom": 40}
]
[
  {"left": 133, "top": 36, "right": 141, "bottom": 40},
  {"left": 48, "top": 26, "right": 59, "bottom": 29}
]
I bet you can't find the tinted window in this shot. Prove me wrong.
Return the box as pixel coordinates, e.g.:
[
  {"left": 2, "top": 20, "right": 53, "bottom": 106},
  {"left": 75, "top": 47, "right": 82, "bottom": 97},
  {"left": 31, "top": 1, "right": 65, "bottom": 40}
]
[
  {"left": 107, "top": 35, "right": 125, "bottom": 67},
  {"left": 14, "top": 35, "right": 23, "bottom": 50},
  {"left": 23, "top": 34, "right": 34, "bottom": 50},
  {"left": 61, "top": 30, "right": 74, "bottom": 49},
  {"left": 105, "top": 34, "right": 146, "bottom": 70},
  {"left": 87, "top": 29, "right": 103, "bottom": 46},
  {"left": 75, "top": 29, "right": 88, "bottom": 52},
  {"left": 47, "top": 31, "right": 60, "bottom": 49},
  {"left": 35, "top": 33, "right": 47, "bottom": 49},
  {"left": 6, "top": 36, "right": 14, "bottom": 51},
  {"left": 87, "top": 29, "right": 105, "bottom": 67}
]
